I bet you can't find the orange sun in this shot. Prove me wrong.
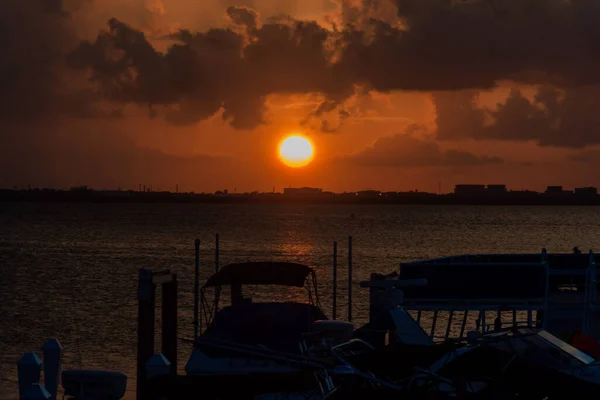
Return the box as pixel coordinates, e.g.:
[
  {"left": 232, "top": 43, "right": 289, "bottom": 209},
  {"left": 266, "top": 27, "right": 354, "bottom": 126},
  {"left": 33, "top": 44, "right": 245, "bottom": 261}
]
[{"left": 278, "top": 135, "right": 314, "bottom": 168}]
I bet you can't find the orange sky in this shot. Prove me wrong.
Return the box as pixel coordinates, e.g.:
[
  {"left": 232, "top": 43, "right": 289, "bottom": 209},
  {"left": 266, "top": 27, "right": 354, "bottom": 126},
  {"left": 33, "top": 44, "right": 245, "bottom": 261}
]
[{"left": 2, "top": 0, "right": 600, "bottom": 193}]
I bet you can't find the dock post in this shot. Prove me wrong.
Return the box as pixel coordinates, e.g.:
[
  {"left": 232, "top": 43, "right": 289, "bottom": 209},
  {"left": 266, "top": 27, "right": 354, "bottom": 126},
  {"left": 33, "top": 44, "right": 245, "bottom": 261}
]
[
  {"left": 21, "top": 384, "right": 51, "bottom": 400},
  {"left": 348, "top": 236, "right": 353, "bottom": 322},
  {"left": 42, "top": 339, "right": 62, "bottom": 400},
  {"left": 215, "top": 234, "right": 220, "bottom": 311},
  {"left": 137, "top": 269, "right": 156, "bottom": 400},
  {"left": 146, "top": 354, "right": 172, "bottom": 380},
  {"left": 333, "top": 241, "right": 337, "bottom": 320},
  {"left": 162, "top": 274, "right": 178, "bottom": 375},
  {"left": 194, "top": 239, "right": 200, "bottom": 339},
  {"left": 18, "top": 352, "right": 42, "bottom": 399}
]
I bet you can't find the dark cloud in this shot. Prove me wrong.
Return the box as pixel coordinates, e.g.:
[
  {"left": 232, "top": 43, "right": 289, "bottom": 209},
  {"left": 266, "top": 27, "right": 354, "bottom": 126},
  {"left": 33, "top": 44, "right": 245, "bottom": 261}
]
[
  {"left": 68, "top": 8, "right": 333, "bottom": 129},
  {"left": 434, "top": 85, "right": 600, "bottom": 148},
  {"left": 7, "top": 0, "right": 600, "bottom": 142},
  {"left": 340, "top": 124, "right": 503, "bottom": 167},
  {"left": 61, "top": 0, "right": 600, "bottom": 133}
]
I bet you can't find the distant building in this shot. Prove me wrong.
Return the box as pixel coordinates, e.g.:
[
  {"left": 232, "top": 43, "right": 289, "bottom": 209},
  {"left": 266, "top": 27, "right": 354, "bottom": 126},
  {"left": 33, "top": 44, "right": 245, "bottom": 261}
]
[
  {"left": 283, "top": 187, "right": 323, "bottom": 196},
  {"left": 454, "top": 184, "right": 486, "bottom": 196},
  {"left": 486, "top": 184, "right": 507, "bottom": 194},
  {"left": 545, "top": 186, "right": 573, "bottom": 196},
  {"left": 357, "top": 190, "right": 381, "bottom": 198},
  {"left": 545, "top": 186, "right": 563, "bottom": 195},
  {"left": 575, "top": 187, "right": 598, "bottom": 196}
]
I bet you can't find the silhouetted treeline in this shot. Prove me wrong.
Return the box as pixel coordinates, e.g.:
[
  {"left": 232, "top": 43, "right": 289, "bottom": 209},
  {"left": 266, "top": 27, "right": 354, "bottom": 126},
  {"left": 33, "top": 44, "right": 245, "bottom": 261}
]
[{"left": 2, "top": 188, "right": 600, "bottom": 205}]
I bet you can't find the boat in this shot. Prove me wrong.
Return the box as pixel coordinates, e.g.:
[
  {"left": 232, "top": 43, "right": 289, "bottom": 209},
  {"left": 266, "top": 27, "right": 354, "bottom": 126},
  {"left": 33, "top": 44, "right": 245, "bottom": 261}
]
[
  {"left": 175, "top": 261, "right": 356, "bottom": 399},
  {"left": 185, "top": 262, "right": 332, "bottom": 373},
  {"left": 408, "top": 327, "right": 600, "bottom": 398},
  {"left": 19, "top": 240, "right": 600, "bottom": 400}
]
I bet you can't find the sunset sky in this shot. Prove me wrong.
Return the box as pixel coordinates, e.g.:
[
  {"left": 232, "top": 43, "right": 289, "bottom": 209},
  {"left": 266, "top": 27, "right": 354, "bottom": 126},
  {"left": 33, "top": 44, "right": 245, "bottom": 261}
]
[{"left": 3, "top": 0, "right": 600, "bottom": 193}]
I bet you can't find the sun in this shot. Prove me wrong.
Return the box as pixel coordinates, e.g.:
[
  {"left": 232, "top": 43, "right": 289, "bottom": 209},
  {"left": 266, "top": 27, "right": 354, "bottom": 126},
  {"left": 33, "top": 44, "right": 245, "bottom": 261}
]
[{"left": 278, "top": 135, "right": 314, "bottom": 168}]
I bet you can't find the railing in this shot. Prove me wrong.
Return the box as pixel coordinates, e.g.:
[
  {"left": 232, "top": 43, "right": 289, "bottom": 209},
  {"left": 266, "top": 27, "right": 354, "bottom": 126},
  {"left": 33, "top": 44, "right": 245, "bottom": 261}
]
[{"left": 399, "top": 249, "right": 600, "bottom": 341}]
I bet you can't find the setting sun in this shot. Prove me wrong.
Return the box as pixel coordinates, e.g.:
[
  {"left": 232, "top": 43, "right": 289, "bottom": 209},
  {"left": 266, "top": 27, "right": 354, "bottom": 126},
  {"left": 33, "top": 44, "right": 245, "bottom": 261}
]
[{"left": 278, "top": 135, "right": 314, "bottom": 168}]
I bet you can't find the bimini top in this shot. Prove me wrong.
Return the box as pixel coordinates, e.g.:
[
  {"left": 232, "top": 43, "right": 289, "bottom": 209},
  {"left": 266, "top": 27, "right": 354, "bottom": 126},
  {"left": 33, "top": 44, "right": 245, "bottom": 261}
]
[{"left": 202, "top": 261, "right": 314, "bottom": 288}]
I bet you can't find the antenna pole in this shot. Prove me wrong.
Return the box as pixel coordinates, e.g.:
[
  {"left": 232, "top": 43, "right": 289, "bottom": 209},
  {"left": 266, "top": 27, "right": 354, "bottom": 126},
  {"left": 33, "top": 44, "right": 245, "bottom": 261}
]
[
  {"left": 333, "top": 241, "right": 337, "bottom": 320},
  {"left": 348, "top": 236, "right": 353, "bottom": 322},
  {"left": 193, "top": 239, "right": 200, "bottom": 339},
  {"left": 215, "top": 234, "right": 220, "bottom": 311}
]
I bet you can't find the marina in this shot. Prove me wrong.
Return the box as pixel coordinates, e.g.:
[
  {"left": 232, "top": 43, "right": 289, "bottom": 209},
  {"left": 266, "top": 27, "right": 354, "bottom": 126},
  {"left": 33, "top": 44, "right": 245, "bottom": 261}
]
[{"left": 14, "top": 235, "right": 600, "bottom": 399}]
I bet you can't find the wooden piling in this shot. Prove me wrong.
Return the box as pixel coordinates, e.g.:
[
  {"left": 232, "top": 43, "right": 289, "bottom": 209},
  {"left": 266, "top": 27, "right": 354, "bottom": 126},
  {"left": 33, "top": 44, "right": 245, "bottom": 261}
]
[
  {"left": 215, "top": 234, "right": 220, "bottom": 311},
  {"left": 42, "top": 339, "right": 62, "bottom": 400},
  {"left": 348, "top": 236, "right": 353, "bottom": 322},
  {"left": 162, "top": 275, "right": 178, "bottom": 375},
  {"left": 146, "top": 354, "right": 171, "bottom": 380},
  {"left": 137, "top": 269, "right": 155, "bottom": 400},
  {"left": 22, "top": 384, "right": 51, "bottom": 400},
  {"left": 333, "top": 241, "right": 337, "bottom": 320},
  {"left": 17, "top": 352, "right": 42, "bottom": 400},
  {"left": 194, "top": 239, "right": 200, "bottom": 339}
]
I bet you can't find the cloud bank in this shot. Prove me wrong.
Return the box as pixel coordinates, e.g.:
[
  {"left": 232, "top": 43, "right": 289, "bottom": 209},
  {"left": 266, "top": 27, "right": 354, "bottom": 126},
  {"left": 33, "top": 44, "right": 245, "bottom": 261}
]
[
  {"left": 5, "top": 0, "right": 600, "bottom": 190},
  {"left": 6, "top": 0, "right": 600, "bottom": 137},
  {"left": 341, "top": 124, "right": 503, "bottom": 167}
]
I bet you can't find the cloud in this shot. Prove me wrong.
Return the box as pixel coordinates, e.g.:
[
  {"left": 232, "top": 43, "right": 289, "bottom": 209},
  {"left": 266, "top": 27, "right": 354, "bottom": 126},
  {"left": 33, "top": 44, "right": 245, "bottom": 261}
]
[
  {"left": 434, "top": 85, "right": 600, "bottom": 148},
  {"left": 340, "top": 124, "right": 503, "bottom": 167},
  {"left": 7, "top": 0, "right": 600, "bottom": 147},
  {"left": 58, "top": 0, "right": 600, "bottom": 132}
]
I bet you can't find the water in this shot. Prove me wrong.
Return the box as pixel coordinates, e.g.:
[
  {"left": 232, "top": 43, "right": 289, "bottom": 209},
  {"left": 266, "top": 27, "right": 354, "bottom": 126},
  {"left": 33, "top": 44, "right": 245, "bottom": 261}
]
[{"left": 1, "top": 202, "right": 599, "bottom": 399}]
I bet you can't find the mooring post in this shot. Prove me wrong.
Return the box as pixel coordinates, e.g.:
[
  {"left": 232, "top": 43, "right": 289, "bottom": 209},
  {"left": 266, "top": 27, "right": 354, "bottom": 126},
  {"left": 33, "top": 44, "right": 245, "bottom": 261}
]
[
  {"left": 146, "top": 354, "right": 172, "bottom": 380},
  {"left": 162, "top": 274, "right": 178, "bottom": 375},
  {"left": 17, "top": 352, "right": 42, "bottom": 399},
  {"left": 137, "top": 269, "right": 156, "bottom": 400},
  {"left": 333, "top": 241, "right": 337, "bottom": 320},
  {"left": 215, "top": 234, "right": 220, "bottom": 311},
  {"left": 22, "top": 383, "right": 51, "bottom": 400},
  {"left": 194, "top": 239, "right": 200, "bottom": 339},
  {"left": 42, "top": 339, "right": 62, "bottom": 400},
  {"left": 348, "top": 236, "right": 353, "bottom": 322}
]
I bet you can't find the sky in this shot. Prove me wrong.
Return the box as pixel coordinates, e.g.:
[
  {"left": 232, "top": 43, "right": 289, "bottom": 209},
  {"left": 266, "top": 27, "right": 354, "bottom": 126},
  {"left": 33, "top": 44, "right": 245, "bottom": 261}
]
[{"left": 3, "top": 0, "right": 600, "bottom": 193}]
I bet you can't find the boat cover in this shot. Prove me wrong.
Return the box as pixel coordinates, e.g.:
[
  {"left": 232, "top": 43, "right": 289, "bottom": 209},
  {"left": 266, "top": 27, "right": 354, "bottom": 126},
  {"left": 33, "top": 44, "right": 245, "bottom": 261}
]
[
  {"left": 400, "top": 262, "right": 547, "bottom": 299},
  {"left": 203, "top": 262, "right": 314, "bottom": 288},
  {"left": 202, "top": 302, "right": 327, "bottom": 353}
]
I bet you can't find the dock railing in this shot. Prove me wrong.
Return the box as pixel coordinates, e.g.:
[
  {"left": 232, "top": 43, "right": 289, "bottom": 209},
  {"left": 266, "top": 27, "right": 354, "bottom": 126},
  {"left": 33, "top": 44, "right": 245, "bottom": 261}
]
[
  {"left": 399, "top": 249, "right": 546, "bottom": 341},
  {"left": 398, "top": 249, "right": 600, "bottom": 342}
]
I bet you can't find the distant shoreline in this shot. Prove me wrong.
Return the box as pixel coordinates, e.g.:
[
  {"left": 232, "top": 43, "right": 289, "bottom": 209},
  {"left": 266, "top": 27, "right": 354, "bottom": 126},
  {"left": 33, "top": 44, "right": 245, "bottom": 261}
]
[{"left": 2, "top": 189, "right": 600, "bottom": 206}]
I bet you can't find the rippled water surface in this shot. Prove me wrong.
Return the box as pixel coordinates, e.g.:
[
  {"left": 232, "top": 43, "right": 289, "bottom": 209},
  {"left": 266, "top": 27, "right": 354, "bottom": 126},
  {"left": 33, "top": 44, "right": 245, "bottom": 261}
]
[{"left": 1, "top": 202, "right": 600, "bottom": 398}]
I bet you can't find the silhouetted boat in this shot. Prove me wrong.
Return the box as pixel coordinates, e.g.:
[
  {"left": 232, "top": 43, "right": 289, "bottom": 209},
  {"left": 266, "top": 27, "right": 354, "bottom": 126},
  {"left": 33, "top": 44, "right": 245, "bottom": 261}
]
[{"left": 20, "top": 242, "right": 600, "bottom": 399}]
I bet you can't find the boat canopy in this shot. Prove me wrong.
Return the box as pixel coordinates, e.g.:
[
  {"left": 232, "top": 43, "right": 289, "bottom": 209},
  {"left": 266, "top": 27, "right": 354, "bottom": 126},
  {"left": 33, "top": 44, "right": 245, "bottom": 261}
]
[{"left": 202, "top": 262, "right": 314, "bottom": 288}]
